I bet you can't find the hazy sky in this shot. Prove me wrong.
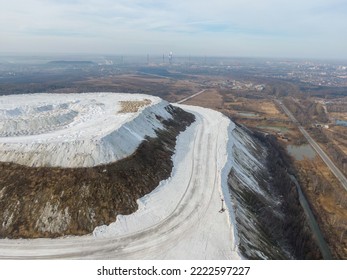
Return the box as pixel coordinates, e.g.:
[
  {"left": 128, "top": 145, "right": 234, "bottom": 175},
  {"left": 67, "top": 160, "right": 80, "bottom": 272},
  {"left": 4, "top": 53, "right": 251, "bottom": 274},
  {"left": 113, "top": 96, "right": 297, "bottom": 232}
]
[{"left": 1, "top": 0, "right": 347, "bottom": 59}]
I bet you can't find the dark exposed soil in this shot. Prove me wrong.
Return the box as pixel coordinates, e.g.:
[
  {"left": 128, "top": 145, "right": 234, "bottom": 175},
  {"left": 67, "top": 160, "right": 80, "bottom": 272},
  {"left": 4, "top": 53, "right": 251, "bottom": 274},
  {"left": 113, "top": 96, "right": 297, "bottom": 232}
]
[{"left": 0, "top": 105, "right": 195, "bottom": 238}]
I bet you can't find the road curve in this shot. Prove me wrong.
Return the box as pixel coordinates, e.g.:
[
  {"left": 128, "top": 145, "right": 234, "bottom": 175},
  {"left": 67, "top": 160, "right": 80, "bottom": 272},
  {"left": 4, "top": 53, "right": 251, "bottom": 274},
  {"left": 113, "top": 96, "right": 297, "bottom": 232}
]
[
  {"left": 275, "top": 99, "right": 347, "bottom": 191},
  {"left": 0, "top": 105, "right": 239, "bottom": 260}
]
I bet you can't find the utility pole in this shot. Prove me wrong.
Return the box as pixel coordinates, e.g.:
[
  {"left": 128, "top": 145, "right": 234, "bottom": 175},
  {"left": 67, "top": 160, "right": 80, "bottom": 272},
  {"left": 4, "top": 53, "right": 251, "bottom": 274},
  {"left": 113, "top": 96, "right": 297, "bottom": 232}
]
[{"left": 219, "top": 198, "right": 225, "bottom": 213}]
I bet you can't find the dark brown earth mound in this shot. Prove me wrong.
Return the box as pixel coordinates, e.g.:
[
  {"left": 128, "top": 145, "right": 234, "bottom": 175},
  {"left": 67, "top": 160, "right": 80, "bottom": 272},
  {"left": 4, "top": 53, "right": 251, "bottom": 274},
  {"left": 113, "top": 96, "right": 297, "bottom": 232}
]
[{"left": 0, "top": 105, "right": 195, "bottom": 238}]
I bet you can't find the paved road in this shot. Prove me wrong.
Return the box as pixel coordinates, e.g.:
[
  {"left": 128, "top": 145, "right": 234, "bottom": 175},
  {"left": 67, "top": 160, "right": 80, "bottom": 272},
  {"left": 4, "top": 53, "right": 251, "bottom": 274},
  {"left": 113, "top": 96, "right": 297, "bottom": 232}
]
[
  {"left": 275, "top": 99, "right": 347, "bottom": 191},
  {"left": 177, "top": 89, "right": 206, "bottom": 104}
]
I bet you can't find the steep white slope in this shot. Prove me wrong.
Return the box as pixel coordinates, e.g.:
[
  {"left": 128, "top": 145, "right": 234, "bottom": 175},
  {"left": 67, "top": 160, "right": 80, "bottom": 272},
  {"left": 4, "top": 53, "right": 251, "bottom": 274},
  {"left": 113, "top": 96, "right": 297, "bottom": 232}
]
[
  {"left": 0, "top": 92, "right": 172, "bottom": 167},
  {"left": 229, "top": 127, "right": 267, "bottom": 197}
]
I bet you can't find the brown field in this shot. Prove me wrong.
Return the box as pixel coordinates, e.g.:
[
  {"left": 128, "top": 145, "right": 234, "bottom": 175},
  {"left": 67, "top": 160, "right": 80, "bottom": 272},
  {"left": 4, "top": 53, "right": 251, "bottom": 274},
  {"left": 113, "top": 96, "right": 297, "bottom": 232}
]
[
  {"left": 330, "top": 112, "right": 347, "bottom": 121},
  {"left": 257, "top": 101, "right": 288, "bottom": 119},
  {"left": 72, "top": 74, "right": 202, "bottom": 103},
  {"left": 178, "top": 83, "right": 308, "bottom": 145},
  {"left": 297, "top": 158, "right": 347, "bottom": 259},
  {"left": 327, "top": 112, "right": 347, "bottom": 152},
  {"left": 119, "top": 99, "right": 152, "bottom": 113},
  {"left": 183, "top": 89, "right": 223, "bottom": 109},
  {"left": 327, "top": 126, "right": 347, "bottom": 155}
]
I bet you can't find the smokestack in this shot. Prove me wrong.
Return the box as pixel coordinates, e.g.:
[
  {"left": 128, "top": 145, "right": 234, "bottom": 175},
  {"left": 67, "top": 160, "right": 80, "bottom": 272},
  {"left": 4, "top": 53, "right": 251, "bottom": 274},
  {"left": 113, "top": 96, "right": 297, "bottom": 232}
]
[{"left": 169, "top": 51, "right": 173, "bottom": 64}]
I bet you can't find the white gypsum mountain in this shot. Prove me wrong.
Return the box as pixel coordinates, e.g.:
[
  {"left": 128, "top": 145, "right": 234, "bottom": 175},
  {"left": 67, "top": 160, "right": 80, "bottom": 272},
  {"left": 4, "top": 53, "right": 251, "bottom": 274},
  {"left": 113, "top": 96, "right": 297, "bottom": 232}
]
[{"left": 0, "top": 92, "right": 290, "bottom": 259}]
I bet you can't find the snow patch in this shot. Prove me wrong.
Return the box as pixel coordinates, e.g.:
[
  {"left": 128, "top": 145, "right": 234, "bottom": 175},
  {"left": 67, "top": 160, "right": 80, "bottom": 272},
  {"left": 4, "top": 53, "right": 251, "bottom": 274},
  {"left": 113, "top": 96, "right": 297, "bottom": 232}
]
[{"left": 35, "top": 202, "right": 71, "bottom": 234}]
